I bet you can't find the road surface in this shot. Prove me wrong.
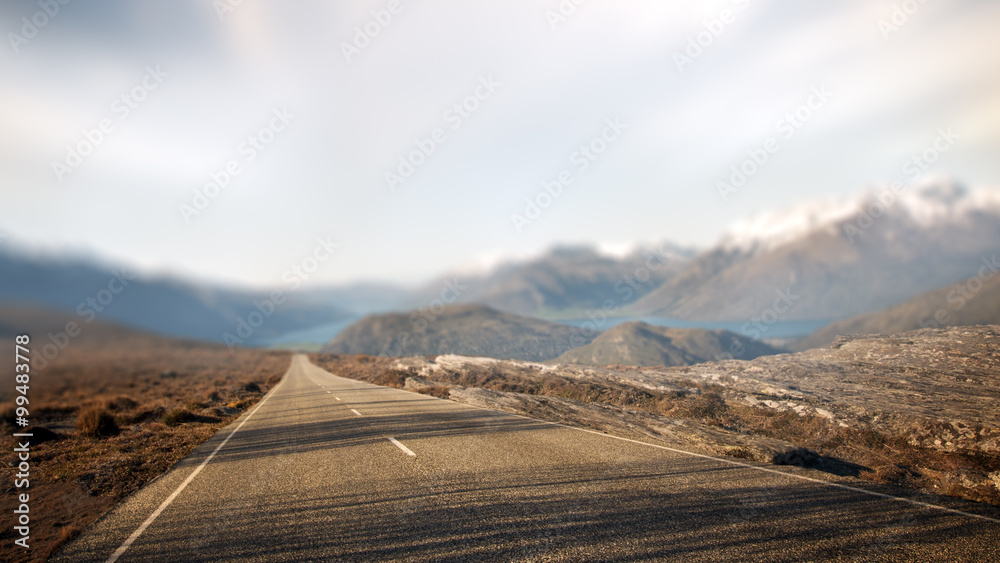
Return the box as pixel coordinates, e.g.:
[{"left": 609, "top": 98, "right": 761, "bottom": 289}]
[{"left": 55, "top": 355, "right": 1000, "bottom": 561}]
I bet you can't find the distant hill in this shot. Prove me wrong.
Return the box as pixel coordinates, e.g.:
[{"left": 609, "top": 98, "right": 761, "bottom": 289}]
[
  {"left": 0, "top": 301, "right": 150, "bottom": 344},
  {"left": 322, "top": 304, "right": 596, "bottom": 361},
  {"left": 630, "top": 180, "right": 1000, "bottom": 321},
  {"left": 0, "top": 249, "right": 350, "bottom": 346},
  {"left": 550, "top": 321, "right": 782, "bottom": 367},
  {"left": 0, "top": 301, "right": 223, "bottom": 383},
  {"left": 793, "top": 269, "right": 1000, "bottom": 351}
]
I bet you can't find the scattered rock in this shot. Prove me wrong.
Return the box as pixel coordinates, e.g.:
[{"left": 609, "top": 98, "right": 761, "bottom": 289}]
[{"left": 403, "top": 377, "right": 450, "bottom": 393}]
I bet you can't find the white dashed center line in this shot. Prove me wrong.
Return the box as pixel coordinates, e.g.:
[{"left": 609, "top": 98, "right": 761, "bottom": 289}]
[
  {"left": 351, "top": 409, "right": 362, "bottom": 416},
  {"left": 387, "top": 437, "right": 416, "bottom": 457}
]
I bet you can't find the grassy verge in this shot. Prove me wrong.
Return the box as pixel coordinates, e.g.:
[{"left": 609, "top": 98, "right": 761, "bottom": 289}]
[{"left": 0, "top": 342, "right": 289, "bottom": 563}]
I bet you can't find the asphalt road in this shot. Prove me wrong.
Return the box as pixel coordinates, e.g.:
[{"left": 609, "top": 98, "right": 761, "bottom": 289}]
[{"left": 55, "top": 354, "right": 1000, "bottom": 562}]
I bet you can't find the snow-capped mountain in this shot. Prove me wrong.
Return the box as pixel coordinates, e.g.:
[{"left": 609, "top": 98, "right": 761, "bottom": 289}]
[
  {"left": 720, "top": 177, "right": 1000, "bottom": 255},
  {"left": 719, "top": 197, "right": 860, "bottom": 255},
  {"left": 632, "top": 177, "right": 1000, "bottom": 322}
]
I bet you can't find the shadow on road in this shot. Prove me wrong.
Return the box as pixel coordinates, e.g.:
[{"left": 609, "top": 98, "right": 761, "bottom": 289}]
[
  {"left": 147, "top": 380, "right": 1000, "bottom": 562},
  {"left": 152, "top": 459, "right": 997, "bottom": 562}
]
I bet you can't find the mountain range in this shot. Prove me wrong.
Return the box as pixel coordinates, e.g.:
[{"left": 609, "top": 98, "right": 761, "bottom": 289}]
[
  {"left": 398, "top": 178, "right": 1000, "bottom": 326},
  {"left": 404, "top": 244, "right": 696, "bottom": 318},
  {"left": 2, "top": 177, "right": 997, "bottom": 352},
  {"left": 629, "top": 179, "right": 1000, "bottom": 321}
]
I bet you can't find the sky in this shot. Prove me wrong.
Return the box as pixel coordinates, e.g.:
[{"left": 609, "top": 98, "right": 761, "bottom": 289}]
[{"left": 1, "top": 0, "right": 998, "bottom": 289}]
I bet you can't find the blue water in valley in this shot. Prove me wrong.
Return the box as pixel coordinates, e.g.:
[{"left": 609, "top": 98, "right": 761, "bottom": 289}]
[{"left": 262, "top": 314, "right": 831, "bottom": 348}]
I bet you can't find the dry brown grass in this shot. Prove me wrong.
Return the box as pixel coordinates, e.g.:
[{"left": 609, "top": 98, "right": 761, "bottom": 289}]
[
  {"left": 75, "top": 407, "right": 119, "bottom": 437},
  {"left": 417, "top": 384, "right": 452, "bottom": 399},
  {"left": 0, "top": 337, "right": 289, "bottom": 563}
]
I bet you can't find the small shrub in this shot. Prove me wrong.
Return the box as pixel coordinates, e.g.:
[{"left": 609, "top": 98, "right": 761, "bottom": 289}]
[
  {"left": 861, "top": 463, "right": 911, "bottom": 484},
  {"left": 373, "top": 369, "right": 409, "bottom": 388},
  {"left": 243, "top": 382, "right": 261, "bottom": 393},
  {"left": 226, "top": 399, "right": 253, "bottom": 410},
  {"left": 162, "top": 408, "right": 197, "bottom": 427},
  {"left": 724, "top": 447, "right": 756, "bottom": 460},
  {"left": 77, "top": 407, "right": 119, "bottom": 437},
  {"left": 416, "top": 385, "right": 451, "bottom": 399},
  {"left": 680, "top": 392, "right": 727, "bottom": 420}
]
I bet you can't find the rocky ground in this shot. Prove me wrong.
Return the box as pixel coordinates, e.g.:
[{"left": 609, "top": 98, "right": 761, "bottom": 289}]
[{"left": 311, "top": 325, "right": 1000, "bottom": 507}]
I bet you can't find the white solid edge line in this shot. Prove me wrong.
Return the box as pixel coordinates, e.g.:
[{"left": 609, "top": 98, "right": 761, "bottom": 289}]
[
  {"left": 388, "top": 437, "right": 416, "bottom": 456},
  {"left": 351, "top": 409, "right": 362, "bottom": 416},
  {"left": 568, "top": 426, "right": 1000, "bottom": 525},
  {"left": 301, "top": 356, "right": 1000, "bottom": 525},
  {"left": 105, "top": 360, "right": 294, "bottom": 562},
  {"left": 471, "top": 402, "right": 1000, "bottom": 526}
]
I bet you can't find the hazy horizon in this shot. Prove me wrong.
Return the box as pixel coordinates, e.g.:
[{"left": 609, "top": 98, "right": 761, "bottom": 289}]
[{"left": 1, "top": 174, "right": 994, "bottom": 293}]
